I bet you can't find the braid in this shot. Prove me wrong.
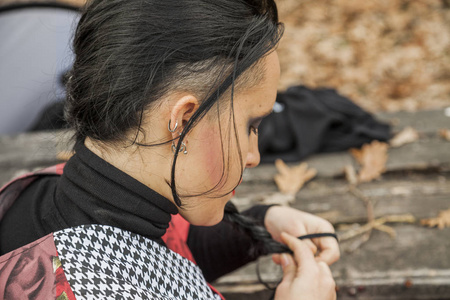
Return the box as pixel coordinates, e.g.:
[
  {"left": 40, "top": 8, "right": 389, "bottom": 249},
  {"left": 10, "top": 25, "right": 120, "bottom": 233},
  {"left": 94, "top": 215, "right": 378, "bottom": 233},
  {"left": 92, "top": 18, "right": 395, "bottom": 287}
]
[{"left": 223, "top": 202, "right": 291, "bottom": 256}]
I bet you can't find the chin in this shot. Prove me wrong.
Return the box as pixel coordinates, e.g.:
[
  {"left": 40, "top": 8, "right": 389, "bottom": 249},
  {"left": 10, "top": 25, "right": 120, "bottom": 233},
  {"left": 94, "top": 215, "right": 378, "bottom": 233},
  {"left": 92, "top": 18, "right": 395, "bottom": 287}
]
[
  {"left": 179, "top": 193, "right": 231, "bottom": 226},
  {"left": 179, "top": 206, "right": 226, "bottom": 227},
  {"left": 191, "top": 211, "right": 225, "bottom": 227}
]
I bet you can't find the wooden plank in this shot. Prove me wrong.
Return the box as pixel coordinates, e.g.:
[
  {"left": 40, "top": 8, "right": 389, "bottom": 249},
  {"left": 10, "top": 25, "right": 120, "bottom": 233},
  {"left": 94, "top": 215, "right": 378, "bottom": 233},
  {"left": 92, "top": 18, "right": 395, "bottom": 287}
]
[
  {"left": 243, "top": 136, "right": 450, "bottom": 181},
  {"left": 235, "top": 173, "right": 450, "bottom": 224},
  {"left": 377, "top": 109, "right": 450, "bottom": 134},
  {"left": 0, "top": 131, "right": 68, "bottom": 185},
  {"left": 1, "top": 108, "right": 449, "bottom": 185},
  {"left": 215, "top": 224, "right": 450, "bottom": 300},
  {"left": 243, "top": 109, "right": 450, "bottom": 181},
  {"left": 224, "top": 169, "right": 450, "bottom": 299},
  {"left": 0, "top": 110, "right": 448, "bottom": 299},
  {"left": 2, "top": 133, "right": 446, "bottom": 186}
]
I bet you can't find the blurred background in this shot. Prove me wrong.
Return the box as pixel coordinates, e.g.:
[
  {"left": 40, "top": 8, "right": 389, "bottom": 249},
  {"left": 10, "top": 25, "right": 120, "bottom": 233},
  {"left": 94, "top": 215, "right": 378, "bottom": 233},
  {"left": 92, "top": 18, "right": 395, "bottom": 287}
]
[
  {"left": 0, "top": 1, "right": 449, "bottom": 299},
  {"left": 276, "top": 0, "right": 450, "bottom": 112}
]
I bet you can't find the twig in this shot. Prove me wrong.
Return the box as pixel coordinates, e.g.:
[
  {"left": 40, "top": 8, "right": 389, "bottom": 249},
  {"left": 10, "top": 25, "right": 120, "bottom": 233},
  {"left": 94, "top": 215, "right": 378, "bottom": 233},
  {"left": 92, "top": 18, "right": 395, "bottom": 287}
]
[
  {"left": 346, "top": 231, "right": 372, "bottom": 253},
  {"left": 338, "top": 214, "right": 416, "bottom": 242},
  {"left": 374, "top": 224, "right": 397, "bottom": 238},
  {"left": 349, "top": 185, "right": 374, "bottom": 222}
]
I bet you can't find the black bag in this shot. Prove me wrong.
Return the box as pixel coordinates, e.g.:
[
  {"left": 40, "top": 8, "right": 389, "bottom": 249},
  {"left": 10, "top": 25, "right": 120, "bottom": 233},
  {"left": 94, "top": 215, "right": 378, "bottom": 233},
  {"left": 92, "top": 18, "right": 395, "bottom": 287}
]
[{"left": 258, "top": 85, "right": 391, "bottom": 163}]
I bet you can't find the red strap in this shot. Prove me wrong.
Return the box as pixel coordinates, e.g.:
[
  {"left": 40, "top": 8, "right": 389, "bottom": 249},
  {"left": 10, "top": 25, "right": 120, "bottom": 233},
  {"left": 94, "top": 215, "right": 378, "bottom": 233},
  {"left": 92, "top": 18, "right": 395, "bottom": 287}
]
[{"left": 162, "top": 214, "right": 196, "bottom": 264}]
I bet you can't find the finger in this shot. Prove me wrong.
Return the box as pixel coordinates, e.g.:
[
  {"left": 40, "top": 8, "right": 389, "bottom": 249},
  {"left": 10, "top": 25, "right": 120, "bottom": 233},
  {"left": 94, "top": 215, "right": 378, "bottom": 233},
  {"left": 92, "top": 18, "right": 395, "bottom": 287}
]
[
  {"left": 272, "top": 253, "right": 281, "bottom": 265},
  {"left": 304, "top": 239, "right": 318, "bottom": 255},
  {"left": 317, "top": 261, "right": 333, "bottom": 277},
  {"left": 281, "top": 232, "right": 316, "bottom": 273},
  {"left": 318, "top": 261, "right": 337, "bottom": 298},
  {"left": 315, "top": 238, "right": 340, "bottom": 265},
  {"left": 279, "top": 253, "right": 296, "bottom": 284},
  {"left": 318, "top": 261, "right": 337, "bottom": 296},
  {"left": 316, "top": 248, "right": 340, "bottom": 265}
]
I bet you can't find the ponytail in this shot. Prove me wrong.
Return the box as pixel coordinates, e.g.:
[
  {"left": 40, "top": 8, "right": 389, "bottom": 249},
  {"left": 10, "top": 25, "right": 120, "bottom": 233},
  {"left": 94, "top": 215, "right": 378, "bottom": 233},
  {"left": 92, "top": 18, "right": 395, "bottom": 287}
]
[{"left": 223, "top": 202, "right": 290, "bottom": 256}]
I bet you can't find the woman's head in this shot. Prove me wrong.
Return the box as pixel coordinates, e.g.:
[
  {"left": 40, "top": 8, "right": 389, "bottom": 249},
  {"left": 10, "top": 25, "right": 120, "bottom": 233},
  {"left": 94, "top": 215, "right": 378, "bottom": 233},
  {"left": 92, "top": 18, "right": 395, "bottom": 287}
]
[{"left": 66, "top": 0, "right": 283, "bottom": 225}]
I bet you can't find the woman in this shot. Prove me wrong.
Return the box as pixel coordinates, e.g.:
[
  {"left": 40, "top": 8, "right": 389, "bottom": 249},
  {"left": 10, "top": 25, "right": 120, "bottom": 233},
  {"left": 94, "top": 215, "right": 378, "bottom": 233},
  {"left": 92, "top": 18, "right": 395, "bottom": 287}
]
[{"left": 0, "top": 0, "right": 339, "bottom": 299}]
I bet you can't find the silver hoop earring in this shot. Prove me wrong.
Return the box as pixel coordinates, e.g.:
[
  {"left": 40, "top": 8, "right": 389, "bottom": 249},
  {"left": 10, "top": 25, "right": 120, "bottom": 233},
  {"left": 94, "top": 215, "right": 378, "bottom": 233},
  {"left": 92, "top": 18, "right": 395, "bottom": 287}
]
[
  {"left": 172, "top": 137, "right": 188, "bottom": 155},
  {"left": 168, "top": 120, "right": 178, "bottom": 133}
]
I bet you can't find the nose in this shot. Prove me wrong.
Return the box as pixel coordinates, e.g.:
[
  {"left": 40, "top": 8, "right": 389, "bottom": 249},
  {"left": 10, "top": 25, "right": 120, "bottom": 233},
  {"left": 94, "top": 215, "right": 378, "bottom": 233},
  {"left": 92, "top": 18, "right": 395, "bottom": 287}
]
[{"left": 245, "top": 135, "right": 261, "bottom": 169}]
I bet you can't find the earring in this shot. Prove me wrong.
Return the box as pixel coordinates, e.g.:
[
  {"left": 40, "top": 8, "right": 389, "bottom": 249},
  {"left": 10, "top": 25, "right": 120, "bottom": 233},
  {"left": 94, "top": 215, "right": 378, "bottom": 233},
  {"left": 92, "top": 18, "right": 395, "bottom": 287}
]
[
  {"left": 169, "top": 120, "right": 187, "bottom": 154},
  {"left": 172, "top": 134, "right": 188, "bottom": 155},
  {"left": 168, "top": 119, "right": 178, "bottom": 133}
]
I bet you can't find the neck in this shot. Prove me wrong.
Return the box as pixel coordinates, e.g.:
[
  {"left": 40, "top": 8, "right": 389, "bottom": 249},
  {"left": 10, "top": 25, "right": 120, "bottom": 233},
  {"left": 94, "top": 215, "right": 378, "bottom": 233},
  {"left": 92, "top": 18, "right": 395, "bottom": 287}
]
[
  {"left": 84, "top": 138, "right": 176, "bottom": 206},
  {"left": 55, "top": 141, "right": 179, "bottom": 243}
]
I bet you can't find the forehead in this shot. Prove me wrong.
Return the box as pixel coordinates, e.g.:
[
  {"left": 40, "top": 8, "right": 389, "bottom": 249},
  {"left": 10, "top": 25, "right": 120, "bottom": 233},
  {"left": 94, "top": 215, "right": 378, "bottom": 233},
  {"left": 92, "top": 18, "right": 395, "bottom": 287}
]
[{"left": 236, "top": 51, "right": 280, "bottom": 115}]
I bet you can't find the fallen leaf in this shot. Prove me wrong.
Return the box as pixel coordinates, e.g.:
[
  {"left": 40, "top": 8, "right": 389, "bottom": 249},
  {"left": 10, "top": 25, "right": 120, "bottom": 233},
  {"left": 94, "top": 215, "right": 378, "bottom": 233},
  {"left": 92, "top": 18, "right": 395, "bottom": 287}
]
[
  {"left": 439, "top": 129, "right": 450, "bottom": 141},
  {"left": 421, "top": 209, "right": 450, "bottom": 229},
  {"left": 350, "top": 141, "right": 388, "bottom": 183},
  {"left": 277, "top": 0, "right": 450, "bottom": 112},
  {"left": 274, "top": 159, "right": 317, "bottom": 195},
  {"left": 390, "top": 126, "right": 419, "bottom": 147}
]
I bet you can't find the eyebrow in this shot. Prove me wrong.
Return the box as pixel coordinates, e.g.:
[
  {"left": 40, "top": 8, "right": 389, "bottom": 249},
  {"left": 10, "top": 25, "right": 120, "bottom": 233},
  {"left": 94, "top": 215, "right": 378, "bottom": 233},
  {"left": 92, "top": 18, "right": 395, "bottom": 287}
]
[{"left": 249, "top": 109, "right": 274, "bottom": 125}]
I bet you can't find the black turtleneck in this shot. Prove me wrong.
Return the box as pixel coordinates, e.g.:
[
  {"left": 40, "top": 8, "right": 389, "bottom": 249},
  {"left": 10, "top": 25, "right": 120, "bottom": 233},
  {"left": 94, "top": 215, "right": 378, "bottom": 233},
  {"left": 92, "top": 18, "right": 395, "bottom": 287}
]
[{"left": 0, "top": 143, "right": 271, "bottom": 282}]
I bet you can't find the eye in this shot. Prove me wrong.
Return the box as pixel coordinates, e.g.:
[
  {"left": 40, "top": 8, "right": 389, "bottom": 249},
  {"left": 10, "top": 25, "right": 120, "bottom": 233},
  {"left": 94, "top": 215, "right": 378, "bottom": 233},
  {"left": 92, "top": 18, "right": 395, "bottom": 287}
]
[
  {"left": 249, "top": 125, "right": 259, "bottom": 136},
  {"left": 248, "top": 119, "right": 262, "bottom": 136}
]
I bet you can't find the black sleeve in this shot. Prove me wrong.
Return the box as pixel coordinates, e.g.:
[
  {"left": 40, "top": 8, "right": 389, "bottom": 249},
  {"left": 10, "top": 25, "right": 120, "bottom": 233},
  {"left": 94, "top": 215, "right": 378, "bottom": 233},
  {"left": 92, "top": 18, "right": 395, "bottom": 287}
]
[{"left": 186, "top": 205, "right": 274, "bottom": 282}]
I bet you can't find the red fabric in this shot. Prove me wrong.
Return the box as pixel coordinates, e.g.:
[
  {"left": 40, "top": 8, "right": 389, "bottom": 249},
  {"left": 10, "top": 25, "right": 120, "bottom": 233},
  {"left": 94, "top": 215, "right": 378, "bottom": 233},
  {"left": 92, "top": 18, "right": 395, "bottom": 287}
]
[
  {"left": 0, "top": 164, "right": 225, "bottom": 299},
  {"left": 162, "top": 214, "right": 197, "bottom": 264},
  {"left": 0, "top": 233, "right": 76, "bottom": 299}
]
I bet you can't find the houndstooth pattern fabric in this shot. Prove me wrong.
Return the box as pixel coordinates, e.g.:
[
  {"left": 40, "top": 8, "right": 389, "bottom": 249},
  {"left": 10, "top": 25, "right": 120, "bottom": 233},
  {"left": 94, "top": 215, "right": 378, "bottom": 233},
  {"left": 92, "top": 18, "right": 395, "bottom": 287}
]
[{"left": 54, "top": 225, "right": 222, "bottom": 300}]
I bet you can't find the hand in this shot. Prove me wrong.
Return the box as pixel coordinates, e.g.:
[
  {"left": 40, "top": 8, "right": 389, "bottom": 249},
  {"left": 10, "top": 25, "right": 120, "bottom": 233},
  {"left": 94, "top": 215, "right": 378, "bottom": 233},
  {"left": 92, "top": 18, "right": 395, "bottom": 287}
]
[
  {"left": 273, "top": 232, "right": 336, "bottom": 300},
  {"left": 264, "top": 206, "right": 340, "bottom": 265}
]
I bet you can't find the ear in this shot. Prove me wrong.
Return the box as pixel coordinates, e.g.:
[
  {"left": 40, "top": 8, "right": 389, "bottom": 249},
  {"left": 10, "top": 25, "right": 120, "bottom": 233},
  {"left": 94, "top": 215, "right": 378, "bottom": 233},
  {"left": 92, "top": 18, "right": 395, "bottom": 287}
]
[{"left": 169, "top": 94, "right": 200, "bottom": 137}]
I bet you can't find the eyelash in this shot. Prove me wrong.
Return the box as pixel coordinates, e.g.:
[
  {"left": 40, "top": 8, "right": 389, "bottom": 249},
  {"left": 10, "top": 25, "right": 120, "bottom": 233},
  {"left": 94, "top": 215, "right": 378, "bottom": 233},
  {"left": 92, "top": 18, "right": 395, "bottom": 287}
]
[
  {"left": 249, "top": 125, "right": 259, "bottom": 136},
  {"left": 248, "top": 114, "right": 268, "bottom": 136}
]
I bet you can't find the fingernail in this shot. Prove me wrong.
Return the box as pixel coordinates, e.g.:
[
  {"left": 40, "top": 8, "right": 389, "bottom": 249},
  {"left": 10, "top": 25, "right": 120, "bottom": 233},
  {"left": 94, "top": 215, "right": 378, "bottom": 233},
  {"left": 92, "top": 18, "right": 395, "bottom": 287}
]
[{"left": 281, "top": 254, "right": 291, "bottom": 267}]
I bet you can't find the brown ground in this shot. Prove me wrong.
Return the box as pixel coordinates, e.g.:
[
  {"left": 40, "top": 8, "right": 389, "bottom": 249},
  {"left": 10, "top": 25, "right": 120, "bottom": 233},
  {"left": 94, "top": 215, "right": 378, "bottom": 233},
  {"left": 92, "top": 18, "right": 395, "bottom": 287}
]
[
  {"left": 2, "top": 0, "right": 449, "bottom": 112},
  {"left": 276, "top": 0, "right": 450, "bottom": 112}
]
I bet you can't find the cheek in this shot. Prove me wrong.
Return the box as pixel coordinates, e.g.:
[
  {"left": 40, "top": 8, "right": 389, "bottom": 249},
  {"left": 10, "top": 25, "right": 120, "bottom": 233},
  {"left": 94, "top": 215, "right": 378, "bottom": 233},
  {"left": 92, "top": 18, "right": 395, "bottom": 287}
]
[
  {"left": 190, "top": 123, "right": 241, "bottom": 192},
  {"left": 200, "top": 127, "right": 225, "bottom": 186}
]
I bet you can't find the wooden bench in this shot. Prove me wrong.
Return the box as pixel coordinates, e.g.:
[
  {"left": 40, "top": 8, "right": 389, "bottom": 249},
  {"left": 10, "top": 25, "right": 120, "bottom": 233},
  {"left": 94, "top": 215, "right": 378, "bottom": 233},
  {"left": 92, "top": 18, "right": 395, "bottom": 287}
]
[{"left": 0, "top": 109, "right": 449, "bottom": 299}]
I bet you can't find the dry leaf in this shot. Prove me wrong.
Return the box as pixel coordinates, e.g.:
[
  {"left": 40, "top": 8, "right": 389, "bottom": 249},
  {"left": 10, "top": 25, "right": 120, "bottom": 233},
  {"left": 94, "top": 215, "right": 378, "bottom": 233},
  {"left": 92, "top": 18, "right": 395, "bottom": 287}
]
[
  {"left": 349, "top": 148, "right": 364, "bottom": 165},
  {"left": 350, "top": 141, "right": 388, "bottom": 183},
  {"left": 439, "top": 129, "right": 450, "bottom": 141},
  {"left": 274, "top": 159, "right": 317, "bottom": 195},
  {"left": 276, "top": 0, "right": 450, "bottom": 112},
  {"left": 390, "top": 126, "right": 419, "bottom": 147},
  {"left": 421, "top": 209, "right": 450, "bottom": 229}
]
